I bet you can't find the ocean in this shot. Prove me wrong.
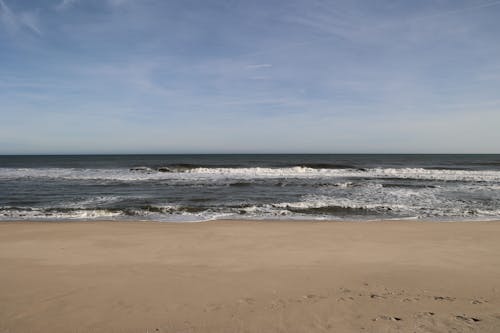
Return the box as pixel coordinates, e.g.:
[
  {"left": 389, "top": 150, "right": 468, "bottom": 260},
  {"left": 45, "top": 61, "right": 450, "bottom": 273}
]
[{"left": 1, "top": 154, "right": 499, "bottom": 222}]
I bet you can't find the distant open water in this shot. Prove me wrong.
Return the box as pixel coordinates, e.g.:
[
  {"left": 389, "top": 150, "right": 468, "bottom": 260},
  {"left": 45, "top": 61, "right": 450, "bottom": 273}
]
[{"left": 1, "top": 154, "right": 500, "bottom": 222}]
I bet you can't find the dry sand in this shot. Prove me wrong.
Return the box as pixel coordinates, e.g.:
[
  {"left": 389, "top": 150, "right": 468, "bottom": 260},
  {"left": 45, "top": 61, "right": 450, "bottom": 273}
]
[{"left": 1, "top": 220, "right": 499, "bottom": 332}]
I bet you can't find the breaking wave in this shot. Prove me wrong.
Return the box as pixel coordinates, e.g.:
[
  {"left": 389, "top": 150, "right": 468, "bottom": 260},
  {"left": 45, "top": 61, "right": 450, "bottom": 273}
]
[
  {"left": 2, "top": 156, "right": 500, "bottom": 222},
  {"left": 1, "top": 167, "right": 500, "bottom": 182}
]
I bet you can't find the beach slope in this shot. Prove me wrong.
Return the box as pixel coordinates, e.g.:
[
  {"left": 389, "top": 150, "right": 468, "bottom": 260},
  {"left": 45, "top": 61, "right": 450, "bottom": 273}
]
[{"left": 1, "top": 220, "right": 499, "bottom": 332}]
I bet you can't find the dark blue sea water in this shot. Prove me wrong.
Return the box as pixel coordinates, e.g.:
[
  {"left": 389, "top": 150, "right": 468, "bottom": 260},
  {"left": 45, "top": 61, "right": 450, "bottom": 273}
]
[{"left": 1, "top": 154, "right": 499, "bottom": 221}]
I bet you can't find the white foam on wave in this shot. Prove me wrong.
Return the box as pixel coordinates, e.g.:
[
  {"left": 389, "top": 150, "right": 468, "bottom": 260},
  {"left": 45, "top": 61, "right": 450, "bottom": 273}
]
[
  {"left": 0, "top": 208, "right": 123, "bottom": 220},
  {"left": 177, "top": 166, "right": 500, "bottom": 182},
  {"left": 0, "top": 205, "right": 231, "bottom": 222},
  {"left": 268, "top": 186, "right": 500, "bottom": 219},
  {"left": 2, "top": 166, "right": 500, "bottom": 182},
  {"left": 125, "top": 204, "right": 234, "bottom": 222},
  {"left": 334, "top": 182, "right": 355, "bottom": 188},
  {"left": 63, "top": 195, "right": 124, "bottom": 208},
  {"left": 2, "top": 165, "right": 500, "bottom": 222},
  {"left": 271, "top": 197, "right": 409, "bottom": 213}
]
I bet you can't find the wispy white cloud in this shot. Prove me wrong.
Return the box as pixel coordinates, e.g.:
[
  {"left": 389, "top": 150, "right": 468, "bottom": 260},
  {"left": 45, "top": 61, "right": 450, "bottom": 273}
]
[
  {"left": 55, "top": 0, "right": 79, "bottom": 11},
  {"left": 246, "top": 63, "right": 272, "bottom": 69},
  {"left": 284, "top": 0, "right": 500, "bottom": 46},
  {"left": 0, "top": 0, "right": 41, "bottom": 35},
  {"left": 55, "top": 0, "right": 131, "bottom": 12},
  {"left": 0, "top": 0, "right": 17, "bottom": 30},
  {"left": 411, "top": 0, "right": 500, "bottom": 21},
  {"left": 18, "top": 11, "right": 41, "bottom": 35},
  {"left": 1, "top": 0, "right": 500, "bottom": 153}
]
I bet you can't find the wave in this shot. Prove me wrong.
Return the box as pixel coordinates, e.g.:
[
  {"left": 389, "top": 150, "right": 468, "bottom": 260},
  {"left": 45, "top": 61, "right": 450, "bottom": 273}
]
[
  {"left": 295, "top": 163, "right": 363, "bottom": 170},
  {"left": 228, "top": 181, "right": 254, "bottom": 187},
  {"left": 0, "top": 206, "right": 227, "bottom": 222},
  {"left": 0, "top": 207, "right": 123, "bottom": 220},
  {"left": 382, "top": 183, "right": 439, "bottom": 189},
  {"left": 134, "top": 163, "right": 246, "bottom": 173},
  {"left": 3, "top": 195, "right": 500, "bottom": 221},
  {"left": 130, "top": 163, "right": 363, "bottom": 173},
  {"left": 266, "top": 196, "right": 500, "bottom": 220},
  {"left": 2, "top": 166, "right": 500, "bottom": 182},
  {"left": 284, "top": 205, "right": 375, "bottom": 216}
]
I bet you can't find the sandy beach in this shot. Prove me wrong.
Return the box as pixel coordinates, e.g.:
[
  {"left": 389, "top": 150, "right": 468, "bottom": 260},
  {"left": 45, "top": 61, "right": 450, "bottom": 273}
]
[{"left": 1, "top": 220, "right": 499, "bottom": 332}]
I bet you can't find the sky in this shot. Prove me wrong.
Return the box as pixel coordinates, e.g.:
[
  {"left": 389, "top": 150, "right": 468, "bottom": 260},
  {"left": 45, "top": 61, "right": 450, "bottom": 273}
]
[{"left": 1, "top": 0, "right": 500, "bottom": 154}]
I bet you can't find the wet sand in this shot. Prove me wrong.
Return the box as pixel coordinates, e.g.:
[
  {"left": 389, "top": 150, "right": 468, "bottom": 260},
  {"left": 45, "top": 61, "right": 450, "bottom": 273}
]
[{"left": 1, "top": 220, "right": 499, "bottom": 332}]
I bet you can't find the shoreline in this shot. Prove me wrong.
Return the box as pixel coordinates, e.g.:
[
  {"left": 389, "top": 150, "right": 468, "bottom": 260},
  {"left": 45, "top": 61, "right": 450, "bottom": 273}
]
[
  {"left": 2, "top": 217, "right": 500, "bottom": 224},
  {"left": 1, "top": 219, "right": 500, "bottom": 332}
]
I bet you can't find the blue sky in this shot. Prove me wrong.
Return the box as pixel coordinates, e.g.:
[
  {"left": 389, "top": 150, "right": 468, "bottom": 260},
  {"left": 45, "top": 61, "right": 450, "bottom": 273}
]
[{"left": 1, "top": 0, "right": 499, "bottom": 154}]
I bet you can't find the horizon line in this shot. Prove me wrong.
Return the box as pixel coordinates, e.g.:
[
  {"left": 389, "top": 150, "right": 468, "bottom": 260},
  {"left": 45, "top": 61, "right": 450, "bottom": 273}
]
[{"left": 1, "top": 152, "right": 500, "bottom": 156}]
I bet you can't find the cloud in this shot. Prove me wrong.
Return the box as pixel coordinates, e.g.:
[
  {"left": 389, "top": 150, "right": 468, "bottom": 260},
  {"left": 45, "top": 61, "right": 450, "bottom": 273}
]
[
  {"left": 55, "top": 0, "right": 79, "bottom": 11},
  {"left": 19, "top": 11, "right": 41, "bottom": 35},
  {"left": 246, "top": 64, "right": 272, "bottom": 69},
  {"left": 412, "top": 0, "right": 500, "bottom": 21},
  {"left": 1, "top": 0, "right": 500, "bottom": 153},
  {"left": 55, "top": 0, "right": 131, "bottom": 12},
  {"left": 0, "top": 0, "right": 16, "bottom": 30},
  {"left": 284, "top": 0, "right": 500, "bottom": 47},
  {"left": 0, "top": 0, "right": 41, "bottom": 35}
]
